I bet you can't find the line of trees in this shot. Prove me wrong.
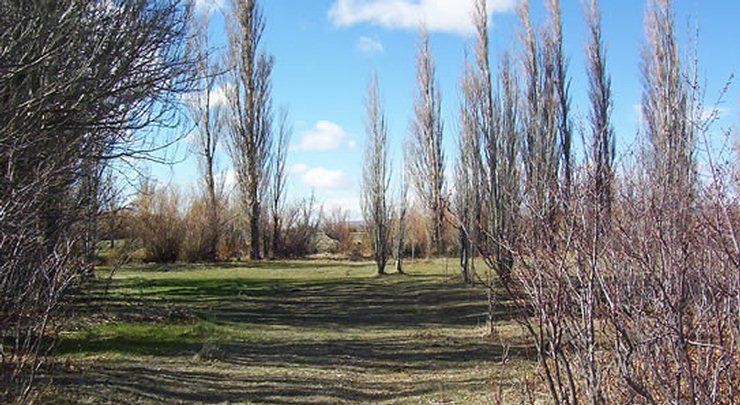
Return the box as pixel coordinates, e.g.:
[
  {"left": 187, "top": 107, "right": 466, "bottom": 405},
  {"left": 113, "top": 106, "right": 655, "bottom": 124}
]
[
  {"left": 124, "top": 182, "right": 321, "bottom": 263},
  {"left": 352, "top": 0, "right": 739, "bottom": 400},
  {"left": 448, "top": 0, "right": 739, "bottom": 402}
]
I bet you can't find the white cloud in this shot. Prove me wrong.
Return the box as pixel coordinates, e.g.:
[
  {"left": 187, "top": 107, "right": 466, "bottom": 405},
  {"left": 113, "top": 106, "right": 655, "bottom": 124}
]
[
  {"left": 324, "top": 197, "right": 363, "bottom": 220},
  {"left": 328, "top": 0, "right": 518, "bottom": 36},
  {"left": 302, "top": 167, "right": 352, "bottom": 190},
  {"left": 357, "top": 36, "right": 384, "bottom": 55},
  {"left": 182, "top": 84, "right": 230, "bottom": 111},
  {"left": 209, "top": 84, "right": 231, "bottom": 109},
  {"left": 290, "top": 163, "right": 310, "bottom": 174},
  {"left": 215, "top": 169, "right": 237, "bottom": 193},
  {"left": 194, "top": 0, "right": 225, "bottom": 15},
  {"left": 294, "top": 120, "right": 355, "bottom": 151}
]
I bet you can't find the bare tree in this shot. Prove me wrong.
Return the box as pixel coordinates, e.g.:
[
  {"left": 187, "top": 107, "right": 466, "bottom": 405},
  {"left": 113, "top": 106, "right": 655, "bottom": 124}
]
[
  {"left": 186, "top": 11, "right": 226, "bottom": 261},
  {"left": 456, "top": 54, "right": 482, "bottom": 285},
  {"left": 550, "top": 1, "right": 614, "bottom": 403},
  {"left": 452, "top": 1, "right": 739, "bottom": 403},
  {"left": 408, "top": 27, "right": 446, "bottom": 256},
  {"left": 585, "top": 0, "right": 615, "bottom": 219},
  {"left": 466, "top": 0, "right": 521, "bottom": 308},
  {"left": 225, "top": 0, "right": 274, "bottom": 260},
  {"left": 269, "top": 109, "right": 291, "bottom": 258},
  {"left": 395, "top": 160, "right": 409, "bottom": 274},
  {"left": 545, "top": 0, "right": 573, "bottom": 201},
  {"left": 641, "top": 0, "right": 694, "bottom": 192},
  {"left": 597, "top": 1, "right": 711, "bottom": 402},
  {"left": 362, "top": 73, "right": 392, "bottom": 276},
  {"left": 519, "top": 0, "right": 559, "bottom": 228}
]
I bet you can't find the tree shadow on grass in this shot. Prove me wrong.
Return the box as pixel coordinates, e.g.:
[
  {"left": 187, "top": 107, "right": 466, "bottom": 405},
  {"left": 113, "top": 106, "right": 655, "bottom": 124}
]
[
  {"left": 51, "top": 334, "right": 532, "bottom": 404},
  {"left": 120, "top": 260, "right": 375, "bottom": 273},
  {"left": 53, "top": 268, "right": 532, "bottom": 403},
  {"left": 52, "top": 364, "right": 487, "bottom": 404},
  {"left": 72, "top": 277, "right": 522, "bottom": 330}
]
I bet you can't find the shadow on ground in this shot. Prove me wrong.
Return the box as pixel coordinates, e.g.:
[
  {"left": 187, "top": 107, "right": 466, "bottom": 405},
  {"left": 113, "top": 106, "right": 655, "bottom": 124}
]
[
  {"left": 49, "top": 266, "right": 532, "bottom": 404},
  {"left": 71, "top": 276, "right": 521, "bottom": 330}
]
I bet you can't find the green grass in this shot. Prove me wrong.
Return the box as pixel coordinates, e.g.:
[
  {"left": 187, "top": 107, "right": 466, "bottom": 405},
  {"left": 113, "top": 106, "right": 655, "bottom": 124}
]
[{"left": 46, "top": 259, "right": 536, "bottom": 404}]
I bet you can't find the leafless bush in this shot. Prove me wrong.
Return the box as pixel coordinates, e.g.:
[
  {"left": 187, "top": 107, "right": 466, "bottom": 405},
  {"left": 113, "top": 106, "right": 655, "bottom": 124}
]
[
  {"left": 218, "top": 200, "right": 249, "bottom": 259},
  {"left": 0, "top": 175, "right": 85, "bottom": 400},
  {"left": 405, "top": 205, "right": 432, "bottom": 260},
  {"left": 0, "top": 0, "right": 192, "bottom": 399},
  {"left": 130, "top": 182, "right": 186, "bottom": 263},
  {"left": 323, "top": 208, "right": 353, "bottom": 255},
  {"left": 180, "top": 193, "right": 227, "bottom": 262},
  {"left": 280, "top": 194, "right": 322, "bottom": 258},
  {"left": 594, "top": 2, "right": 740, "bottom": 400}
]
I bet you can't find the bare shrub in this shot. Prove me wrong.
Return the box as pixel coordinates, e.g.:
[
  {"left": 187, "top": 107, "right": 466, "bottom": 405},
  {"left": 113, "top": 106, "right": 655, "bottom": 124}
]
[
  {"left": 281, "top": 195, "right": 322, "bottom": 258},
  {"left": 218, "top": 199, "right": 248, "bottom": 259},
  {"left": 405, "top": 205, "right": 432, "bottom": 260},
  {"left": 181, "top": 193, "right": 226, "bottom": 262},
  {"left": 594, "top": 2, "right": 740, "bottom": 401},
  {"left": 323, "top": 208, "right": 353, "bottom": 255},
  {"left": 130, "top": 182, "right": 185, "bottom": 263}
]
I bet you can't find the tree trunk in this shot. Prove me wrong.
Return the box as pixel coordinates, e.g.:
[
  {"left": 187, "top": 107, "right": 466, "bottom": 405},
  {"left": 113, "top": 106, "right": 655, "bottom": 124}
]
[
  {"left": 271, "top": 214, "right": 280, "bottom": 258},
  {"left": 250, "top": 200, "right": 261, "bottom": 260},
  {"left": 459, "top": 228, "right": 470, "bottom": 283},
  {"left": 206, "top": 160, "right": 219, "bottom": 261}
]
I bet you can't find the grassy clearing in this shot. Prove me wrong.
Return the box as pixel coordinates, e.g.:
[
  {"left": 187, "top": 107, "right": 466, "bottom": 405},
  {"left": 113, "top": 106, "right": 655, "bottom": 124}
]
[{"left": 45, "top": 260, "right": 536, "bottom": 404}]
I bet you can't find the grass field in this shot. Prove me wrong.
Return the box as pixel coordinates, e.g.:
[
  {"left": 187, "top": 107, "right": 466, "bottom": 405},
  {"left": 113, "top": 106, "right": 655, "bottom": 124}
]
[{"left": 45, "top": 260, "right": 537, "bottom": 404}]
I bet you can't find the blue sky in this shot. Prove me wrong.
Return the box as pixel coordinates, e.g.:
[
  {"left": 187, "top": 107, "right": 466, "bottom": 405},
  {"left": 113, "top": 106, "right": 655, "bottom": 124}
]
[{"left": 155, "top": 0, "right": 740, "bottom": 219}]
